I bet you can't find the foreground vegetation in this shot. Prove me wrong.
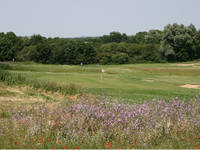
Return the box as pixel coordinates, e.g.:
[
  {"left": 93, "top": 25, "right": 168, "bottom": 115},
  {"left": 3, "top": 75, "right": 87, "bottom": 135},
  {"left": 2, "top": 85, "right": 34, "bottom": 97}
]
[{"left": 0, "top": 81, "right": 200, "bottom": 149}]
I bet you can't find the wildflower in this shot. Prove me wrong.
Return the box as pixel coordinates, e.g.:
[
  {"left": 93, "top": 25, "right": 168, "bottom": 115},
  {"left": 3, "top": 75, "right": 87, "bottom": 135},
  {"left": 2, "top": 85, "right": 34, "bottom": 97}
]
[
  {"left": 56, "top": 123, "right": 60, "bottom": 127},
  {"left": 193, "top": 146, "right": 196, "bottom": 149},
  {"left": 31, "top": 139, "right": 35, "bottom": 143},
  {"left": 64, "top": 146, "right": 68, "bottom": 149},
  {"left": 17, "top": 122, "right": 22, "bottom": 125},
  {"left": 58, "top": 140, "right": 62, "bottom": 144},
  {"left": 108, "top": 142, "right": 112, "bottom": 148},
  {"left": 53, "top": 148, "right": 56, "bottom": 150},
  {"left": 47, "top": 138, "right": 51, "bottom": 142},
  {"left": 197, "top": 146, "right": 200, "bottom": 149},
  {"left": 40, "top": 138, "right": 44, "bottom": 141},
  {"left": 38, "top": 138, "right": 45, "bottom": 143},
  {"left": 14, "top": 141, "right": 18, "bottom": 145},
  {"left": 197, "top": 136, "right": 200, "bottom": 139},
  {"left": 135, "top": 140, "right": 139, "bottom": 146}
]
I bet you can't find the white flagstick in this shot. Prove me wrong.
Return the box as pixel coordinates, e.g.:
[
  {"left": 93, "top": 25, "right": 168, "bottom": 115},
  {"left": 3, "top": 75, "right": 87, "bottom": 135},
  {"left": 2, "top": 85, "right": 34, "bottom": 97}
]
[{"left": 101, "top": 69, "right": 105, "bottom": 81}]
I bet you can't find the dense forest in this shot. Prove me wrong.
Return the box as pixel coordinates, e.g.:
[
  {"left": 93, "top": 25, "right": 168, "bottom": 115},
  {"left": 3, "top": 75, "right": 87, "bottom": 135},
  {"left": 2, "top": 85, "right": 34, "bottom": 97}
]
[{"left": 0, "top": 23, "right": 200, "bottom": 64}]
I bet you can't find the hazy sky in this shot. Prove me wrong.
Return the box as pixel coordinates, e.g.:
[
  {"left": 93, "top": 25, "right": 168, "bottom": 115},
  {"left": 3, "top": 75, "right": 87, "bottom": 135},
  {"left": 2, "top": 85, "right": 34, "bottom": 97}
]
[{"left": 0, "top": 0, "right": 200, "bottom": 37}]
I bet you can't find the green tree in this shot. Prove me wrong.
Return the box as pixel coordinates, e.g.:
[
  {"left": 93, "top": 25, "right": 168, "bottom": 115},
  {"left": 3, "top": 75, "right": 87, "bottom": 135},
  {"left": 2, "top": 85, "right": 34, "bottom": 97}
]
[
  {"left": 30, "top": 34, "right": 46, "bottom": 45},
  {"left": 160, "top": 23, "right": 197, "bottom": 61},
  {"left": 145, "top": 30, "right": 163, "bottom": 44},
  {"left": 109, "top": 32, "right": 123, "bottom": 43},
  {"left": 0, "top": 32, "right": 23, "bottom": 61},
  {"left": 35, "top": 43, "right": 52, "bottom": 64},
  {"left": 112, "top": 53, "right": 129, "bottom": 64},
  {"left": 79, "top": 42, "right": 96, "bottom": 64},
  {"left": 127, "top": 35, "right": 136, "bottom": 43},
  {"left": 135, "top": 32, "right": 147, "bottom": 44},
  {"left": 16, "top": 46, "right": 37, "bottom": 61},
  {"left": 193, "top": 30, "right": 200, "bottom": 58}
]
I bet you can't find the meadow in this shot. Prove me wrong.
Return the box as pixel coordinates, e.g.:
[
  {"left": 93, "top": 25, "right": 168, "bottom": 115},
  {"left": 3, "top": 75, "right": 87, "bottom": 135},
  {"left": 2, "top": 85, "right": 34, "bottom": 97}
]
[{"left": 0, "top": 62, "right": 200, "bottom": 149}]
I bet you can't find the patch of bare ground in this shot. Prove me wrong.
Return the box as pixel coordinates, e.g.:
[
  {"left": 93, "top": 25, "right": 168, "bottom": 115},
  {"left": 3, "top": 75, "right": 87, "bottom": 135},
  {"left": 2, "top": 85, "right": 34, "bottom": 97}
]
[
  {"left": 7, "top": 87, "right": 24, "bottom": 95},
  {"left": 0, "top": 82, "right": 94, "bottom": 107},
  {"left": 171, "top": 63, "right": 200, "bottom": 67},
  {"left": 176, "top": 64, "right": 195, "bottom": 66},
  {"left": 170, "top": 63, "right": 200, "bottom": 70},
  {"left": 193, "top": 65, "right": 200, "bottom": 69},
  {"left": 0, "top": 96, "right": 44, "bottom": 103},
  {"left": 0, "top": 85, "right": 47, "bottom": 104},
  {"left": 0, "top": 83, "right": 87, "bottom": 105},
  {"left": 143, "top": 79, "right": 154, "bottom": 82},
  {"left": 179, "top": 84, "right": 200, "bottom": 89}
]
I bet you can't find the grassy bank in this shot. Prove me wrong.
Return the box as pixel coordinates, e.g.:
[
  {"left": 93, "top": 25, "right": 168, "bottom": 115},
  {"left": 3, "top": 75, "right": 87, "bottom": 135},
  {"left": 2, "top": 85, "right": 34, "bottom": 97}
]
[{"left": 0, "top": 69, "right": 83, "bottom": 96}]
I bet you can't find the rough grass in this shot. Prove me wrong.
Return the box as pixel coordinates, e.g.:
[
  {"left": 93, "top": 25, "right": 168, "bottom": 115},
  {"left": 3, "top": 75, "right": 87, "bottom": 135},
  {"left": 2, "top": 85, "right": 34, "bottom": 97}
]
[
  {"left": 0, "top": 85, "right": 200, "bottom": 149},
  {"left": 0, "top": 69, "right": 83, "bottom": 96}
]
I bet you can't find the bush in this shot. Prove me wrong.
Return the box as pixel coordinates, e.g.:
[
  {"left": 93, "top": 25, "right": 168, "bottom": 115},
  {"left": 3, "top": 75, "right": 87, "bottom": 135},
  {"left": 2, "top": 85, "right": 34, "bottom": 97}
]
[
  {"left": 112, "top": 53, "right": 129, "bottom": 64},
  {"left": 16, "top": 46, "right": 37, "bottom": 61}
]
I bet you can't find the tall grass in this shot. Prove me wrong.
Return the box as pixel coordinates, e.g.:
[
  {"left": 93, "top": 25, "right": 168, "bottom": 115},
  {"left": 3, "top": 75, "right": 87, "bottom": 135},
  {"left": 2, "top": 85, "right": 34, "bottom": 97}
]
[
  {"left": 0, "top": 70, "right": 82, "bottom": 95},
  {"left": 0, "top": 63, "right": 11, "bottom": 70},
  {"left": 0, "top": 96, "right": 200, "bottom": 149}
]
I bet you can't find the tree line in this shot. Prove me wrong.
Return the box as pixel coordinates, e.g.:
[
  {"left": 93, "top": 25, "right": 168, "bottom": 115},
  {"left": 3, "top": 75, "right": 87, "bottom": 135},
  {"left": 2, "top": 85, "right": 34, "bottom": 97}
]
[{"left": 0, "top": 23, "right": 200, "bottom": 64}]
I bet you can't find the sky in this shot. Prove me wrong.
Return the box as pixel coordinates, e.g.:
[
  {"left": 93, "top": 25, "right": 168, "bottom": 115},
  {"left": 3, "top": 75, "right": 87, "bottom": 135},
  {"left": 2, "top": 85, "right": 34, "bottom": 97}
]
[{"left": 0, "top": 0, "right": 200, "bottom": 38}]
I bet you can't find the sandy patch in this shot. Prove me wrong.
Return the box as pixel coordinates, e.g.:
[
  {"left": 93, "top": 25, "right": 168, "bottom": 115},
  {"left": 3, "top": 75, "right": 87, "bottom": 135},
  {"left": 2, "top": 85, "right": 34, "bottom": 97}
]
[
  {"left": 0, "top": 96, "right": 44, "bottom": 103},
  {"left": 143, "top": 79, "right": 154, "bottom": 82},
  {"left": 179, "top": 84, "right": 200, "bottom": 89},
  {"left": 171, "top": 63, "right": 200, "bottom": 69},
  {"left": 7, "top": 87, "right": 24, "bottom": 95},
  {"left": 193, "top": 66, "right": 200, "bottom": 69},
  {"left": 69, "top": 94, "right": 80, "bottom": 101},
  {"left": 121, "top": 69, "right": 132, "bottom": 72},
  {"left": 172, "top": 64, "right": 195, "bottom": 67}
]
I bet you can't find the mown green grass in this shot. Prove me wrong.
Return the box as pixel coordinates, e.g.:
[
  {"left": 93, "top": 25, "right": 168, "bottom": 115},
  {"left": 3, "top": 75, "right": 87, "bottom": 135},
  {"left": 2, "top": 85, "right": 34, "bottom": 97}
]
[{"left": 2, "top": 61, "right": 200, "bottom": 102}]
